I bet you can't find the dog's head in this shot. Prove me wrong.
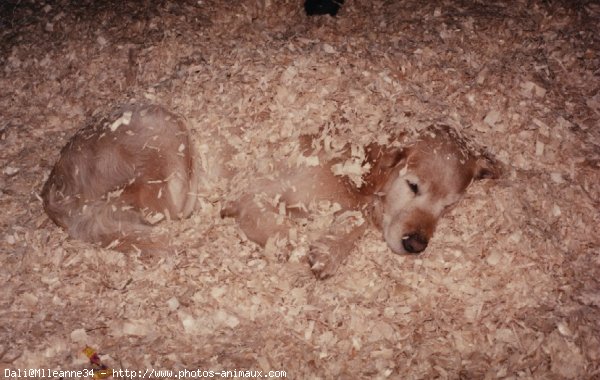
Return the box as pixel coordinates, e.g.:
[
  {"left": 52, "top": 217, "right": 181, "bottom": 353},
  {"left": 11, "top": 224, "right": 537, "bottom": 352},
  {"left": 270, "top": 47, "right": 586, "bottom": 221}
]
[{"left": 366, "top": 125, "right": 501, "bottom": 255}]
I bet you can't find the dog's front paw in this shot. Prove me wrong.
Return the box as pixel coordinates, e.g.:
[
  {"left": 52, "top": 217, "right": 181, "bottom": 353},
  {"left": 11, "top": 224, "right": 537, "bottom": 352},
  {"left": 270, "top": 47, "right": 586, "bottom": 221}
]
[
  {"left": 308, "top": 240, "right": 340, "bottom": 280},
  {"left": 220, "top": 200, "right": 239, "bottom": 218}
]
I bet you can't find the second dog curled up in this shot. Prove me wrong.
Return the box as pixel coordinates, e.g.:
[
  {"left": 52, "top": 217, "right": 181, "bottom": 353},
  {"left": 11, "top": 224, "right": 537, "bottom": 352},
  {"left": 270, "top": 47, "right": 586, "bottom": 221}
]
[{"left": 41, "top": 104, "right": 501, "bottom": 278}]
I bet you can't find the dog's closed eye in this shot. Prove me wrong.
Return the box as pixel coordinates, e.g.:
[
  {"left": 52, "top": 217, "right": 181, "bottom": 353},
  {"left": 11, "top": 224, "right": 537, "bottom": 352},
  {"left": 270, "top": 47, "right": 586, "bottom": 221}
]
[{"left": 407, "top": 180, "right": 419, "bottom": 195}]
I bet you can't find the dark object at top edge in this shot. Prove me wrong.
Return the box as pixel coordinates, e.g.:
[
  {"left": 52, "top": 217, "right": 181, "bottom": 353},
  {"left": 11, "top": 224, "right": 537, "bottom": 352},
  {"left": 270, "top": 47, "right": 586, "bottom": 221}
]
[{"left": 304, "top": 0, "right": 345, "bottom": 16}]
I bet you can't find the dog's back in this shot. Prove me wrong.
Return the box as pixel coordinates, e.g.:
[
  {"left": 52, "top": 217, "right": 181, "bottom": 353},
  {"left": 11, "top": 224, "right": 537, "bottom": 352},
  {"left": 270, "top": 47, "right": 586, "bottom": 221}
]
[{"left": 41, "top": 105, "right": 197, "bottom": 252}]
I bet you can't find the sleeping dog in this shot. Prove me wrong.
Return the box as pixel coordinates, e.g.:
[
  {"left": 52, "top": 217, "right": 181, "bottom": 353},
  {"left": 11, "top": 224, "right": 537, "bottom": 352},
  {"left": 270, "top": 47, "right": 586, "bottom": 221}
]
[{"left": 41, "top": 105, "right": 500, "bottom": 278}]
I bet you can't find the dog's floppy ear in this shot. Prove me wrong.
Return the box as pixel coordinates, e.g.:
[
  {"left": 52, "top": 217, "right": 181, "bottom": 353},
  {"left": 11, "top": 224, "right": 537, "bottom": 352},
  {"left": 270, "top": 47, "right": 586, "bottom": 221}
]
[
  {"left": 359, "top": 143, "right": 408, "bottom": 194},
  {"left": 473, "top": 152, "right": 502, "bottom": 180},
  {"left": 375, "top": 145, "right": 407, "bottom": 170}
]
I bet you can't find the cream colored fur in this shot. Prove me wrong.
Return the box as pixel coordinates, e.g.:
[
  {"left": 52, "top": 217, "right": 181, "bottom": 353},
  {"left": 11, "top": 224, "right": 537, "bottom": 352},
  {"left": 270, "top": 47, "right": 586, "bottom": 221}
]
[{"left": 42, "top": 105, "right": 500, "bottom": 278}]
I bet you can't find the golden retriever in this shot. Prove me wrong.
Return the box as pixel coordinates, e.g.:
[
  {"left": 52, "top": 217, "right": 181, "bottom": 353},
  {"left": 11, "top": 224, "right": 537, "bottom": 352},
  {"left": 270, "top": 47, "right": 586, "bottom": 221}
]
[{"left": 42, "top": 105, "right": 500, "bottom": 278}]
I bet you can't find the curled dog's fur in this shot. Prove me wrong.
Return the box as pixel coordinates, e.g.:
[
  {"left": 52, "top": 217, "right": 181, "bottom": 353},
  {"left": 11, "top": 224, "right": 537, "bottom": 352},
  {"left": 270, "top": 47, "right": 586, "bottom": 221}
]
[
  {"left": 41, "top": 105, "right": 198, "bottom": 253},
  {"left": 42, "top": 105, "right": 501, "bottom": 278}
]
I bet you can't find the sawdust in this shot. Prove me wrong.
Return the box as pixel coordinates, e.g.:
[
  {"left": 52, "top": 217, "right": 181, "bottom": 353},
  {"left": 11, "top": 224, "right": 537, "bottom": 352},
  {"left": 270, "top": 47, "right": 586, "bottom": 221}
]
[{"left": 1, "top": 0, "right": 599, "bottom": 378}]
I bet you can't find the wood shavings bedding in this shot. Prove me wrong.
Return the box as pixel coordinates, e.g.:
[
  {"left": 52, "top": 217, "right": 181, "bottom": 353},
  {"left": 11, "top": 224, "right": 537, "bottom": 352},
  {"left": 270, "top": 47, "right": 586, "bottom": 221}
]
[{"left": 1, "top": 0, "right": 599, "bottom": 378}]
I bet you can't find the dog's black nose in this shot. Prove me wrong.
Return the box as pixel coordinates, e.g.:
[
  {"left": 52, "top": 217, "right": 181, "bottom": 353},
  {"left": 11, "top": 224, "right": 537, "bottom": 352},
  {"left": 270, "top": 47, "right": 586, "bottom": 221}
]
[{"left": 402, "top": 233, "right": 428, "bottom": 254}]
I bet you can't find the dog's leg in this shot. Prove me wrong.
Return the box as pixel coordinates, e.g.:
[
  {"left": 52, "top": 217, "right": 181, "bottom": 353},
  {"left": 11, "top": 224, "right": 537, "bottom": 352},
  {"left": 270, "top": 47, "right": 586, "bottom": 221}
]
[
  {"left": 308, "top": 211, "right": 368, "bottom": 279},
  {"left": 221, "top": 195, "right": 294, "bottom": 260}
]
